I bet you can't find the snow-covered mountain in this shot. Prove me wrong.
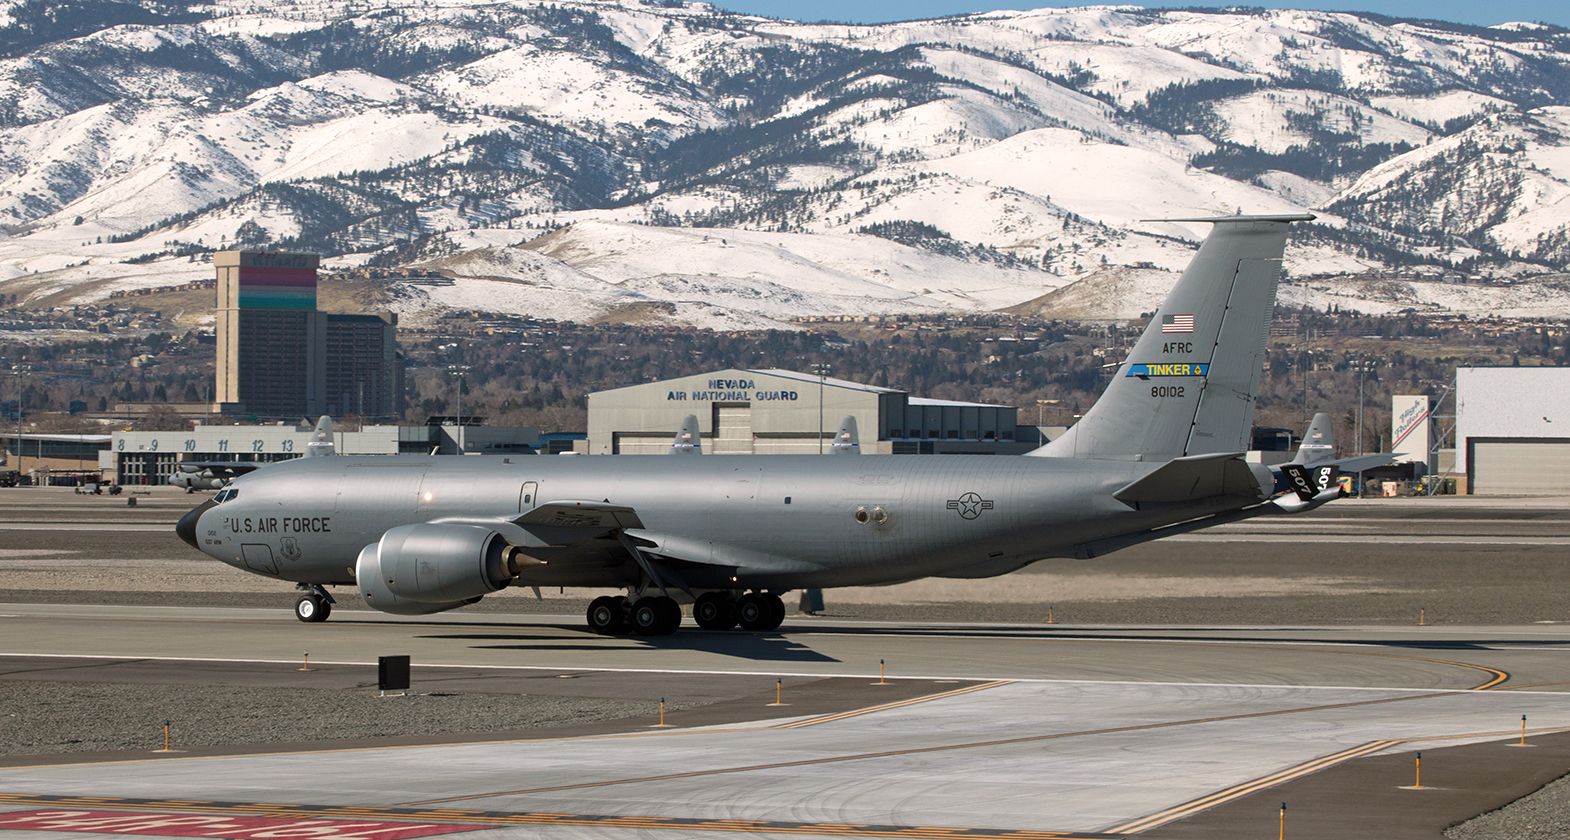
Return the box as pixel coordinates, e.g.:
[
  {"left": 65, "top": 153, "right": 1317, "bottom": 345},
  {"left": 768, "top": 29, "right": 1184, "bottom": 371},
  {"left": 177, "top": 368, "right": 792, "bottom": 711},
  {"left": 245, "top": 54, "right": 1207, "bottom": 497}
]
[{"left": 1, "top": 0, "right": 1568, "bottom": 328}]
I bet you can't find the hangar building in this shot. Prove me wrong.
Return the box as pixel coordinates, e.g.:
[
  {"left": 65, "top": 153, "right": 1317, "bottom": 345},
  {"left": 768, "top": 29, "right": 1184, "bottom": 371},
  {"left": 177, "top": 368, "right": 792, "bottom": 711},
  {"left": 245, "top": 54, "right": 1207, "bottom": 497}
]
[
  {"left": 1456, "top": 367, "right": 1570, "bottom": 495},
  {"left": 111, "top": 420, "right": 560, "bottom": 486},
  {"left": 586, "top": 368, "right": 1033, "bottom": 455}
]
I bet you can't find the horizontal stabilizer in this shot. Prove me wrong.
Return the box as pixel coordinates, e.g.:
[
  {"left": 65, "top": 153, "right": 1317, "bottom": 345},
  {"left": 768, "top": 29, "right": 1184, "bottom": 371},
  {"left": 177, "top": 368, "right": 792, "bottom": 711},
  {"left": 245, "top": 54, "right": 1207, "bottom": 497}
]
[
  {"left": 1331, "top": 453, "right": 1401, "bottom": 474},
  {"left": 1113, "top": 452, "right": 1266, "bottom": 503}
]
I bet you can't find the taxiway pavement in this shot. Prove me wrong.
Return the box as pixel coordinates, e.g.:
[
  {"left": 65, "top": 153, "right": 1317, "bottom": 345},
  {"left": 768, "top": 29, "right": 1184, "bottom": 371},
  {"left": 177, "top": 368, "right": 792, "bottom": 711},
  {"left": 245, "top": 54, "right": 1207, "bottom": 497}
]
[{"left": 2, "top": 606, "right": 1570, "bottom": 839}]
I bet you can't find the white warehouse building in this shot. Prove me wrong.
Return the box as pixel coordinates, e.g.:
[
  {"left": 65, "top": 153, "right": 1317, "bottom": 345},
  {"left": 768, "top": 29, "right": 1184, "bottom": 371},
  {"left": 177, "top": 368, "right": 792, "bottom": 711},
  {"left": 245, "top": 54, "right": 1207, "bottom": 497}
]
[
  {"left": 110, "top": 421, "right": 550, "bottom": 485},
  {"left": 1456, "top": 367, "right": 1570, "bottom": 495},
  {"left": 586, "top": 368, "right": 1036, "bottom": 456}
]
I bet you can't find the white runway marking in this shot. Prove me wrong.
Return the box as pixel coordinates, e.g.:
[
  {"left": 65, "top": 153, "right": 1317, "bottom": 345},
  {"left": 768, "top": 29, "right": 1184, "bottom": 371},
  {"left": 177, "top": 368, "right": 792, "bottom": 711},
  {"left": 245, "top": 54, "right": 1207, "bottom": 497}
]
[
  {"left": 1168, "top": 533, "right": 1570, "bottom": 544},
  {"left": 0, "top": 651, "right": 1561, "bottom": 696},
  {"left": 0, "top": 523, "right": 171, "bottom": 531},
  {"left": 1237, "top": 517, "right": 1570, "bottom": 526}
]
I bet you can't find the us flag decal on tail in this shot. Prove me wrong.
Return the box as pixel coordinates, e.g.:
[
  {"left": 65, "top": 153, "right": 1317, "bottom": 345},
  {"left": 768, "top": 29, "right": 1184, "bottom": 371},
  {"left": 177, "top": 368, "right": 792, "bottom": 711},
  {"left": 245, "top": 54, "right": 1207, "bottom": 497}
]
[{"left": 1161, "top": 313, "right": 1195, "bottom": 333}]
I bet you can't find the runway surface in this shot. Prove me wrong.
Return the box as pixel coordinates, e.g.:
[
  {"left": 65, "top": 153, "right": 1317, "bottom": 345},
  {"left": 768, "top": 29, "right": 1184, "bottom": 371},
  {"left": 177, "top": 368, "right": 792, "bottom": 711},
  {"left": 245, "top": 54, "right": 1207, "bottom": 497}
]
[
  {"left": 0, "top": 602, "right": 1557, "bottom": 688},
  {"left": 3, "top": 605, "right": 1570, "bottom": 839},
  {"left": 8, "top": 488, "right": 1570, "bottom": 626}
]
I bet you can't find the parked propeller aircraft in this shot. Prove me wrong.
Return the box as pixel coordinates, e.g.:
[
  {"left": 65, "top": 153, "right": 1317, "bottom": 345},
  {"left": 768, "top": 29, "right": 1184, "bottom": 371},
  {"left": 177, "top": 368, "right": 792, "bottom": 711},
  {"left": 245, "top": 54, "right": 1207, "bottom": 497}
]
[
  {"left": 178, "top": 214, "right": 1345, "bottom": 631},
  {"left": 168, "top": 461, "right": 263, "bottom": 493}
]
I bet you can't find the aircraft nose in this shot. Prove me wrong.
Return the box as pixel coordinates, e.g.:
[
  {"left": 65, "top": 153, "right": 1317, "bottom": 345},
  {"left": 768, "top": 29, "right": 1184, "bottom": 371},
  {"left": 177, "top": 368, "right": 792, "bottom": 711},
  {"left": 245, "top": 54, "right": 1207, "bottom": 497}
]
[{"left": 176, "top": 500, "right": 215, "bottom": 549}]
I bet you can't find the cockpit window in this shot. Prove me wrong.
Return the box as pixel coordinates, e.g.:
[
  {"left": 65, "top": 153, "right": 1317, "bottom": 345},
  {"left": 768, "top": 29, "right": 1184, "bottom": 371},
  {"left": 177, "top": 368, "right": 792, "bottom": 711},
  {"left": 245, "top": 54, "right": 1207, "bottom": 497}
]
[{"left": 215, "top": 488, "right": 238, "bottom": 503}]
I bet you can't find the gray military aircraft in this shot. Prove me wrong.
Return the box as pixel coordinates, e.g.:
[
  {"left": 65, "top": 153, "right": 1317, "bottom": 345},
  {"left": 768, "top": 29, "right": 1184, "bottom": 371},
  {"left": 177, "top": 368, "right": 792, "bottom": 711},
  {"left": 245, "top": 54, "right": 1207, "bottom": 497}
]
[
  {"left": 178, "top": 213, "right": 1342, "bottom": 630},
  {"left": 168, "top": 461, "right": 262, "bottom": 493}
]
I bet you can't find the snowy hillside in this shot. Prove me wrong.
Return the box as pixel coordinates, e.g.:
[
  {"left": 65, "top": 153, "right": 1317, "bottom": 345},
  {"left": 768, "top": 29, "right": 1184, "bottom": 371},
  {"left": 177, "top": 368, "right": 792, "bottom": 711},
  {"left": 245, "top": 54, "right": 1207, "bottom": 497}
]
[{"left": 1, "top": 0, "right": 1568, "bottom": 327}]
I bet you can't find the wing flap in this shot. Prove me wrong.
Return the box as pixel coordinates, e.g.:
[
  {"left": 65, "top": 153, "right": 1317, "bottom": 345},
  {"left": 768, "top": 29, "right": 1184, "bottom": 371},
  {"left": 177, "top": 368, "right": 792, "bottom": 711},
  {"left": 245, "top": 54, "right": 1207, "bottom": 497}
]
[{"left": 519, "top": 501, "right": 645, "bottom": 530}]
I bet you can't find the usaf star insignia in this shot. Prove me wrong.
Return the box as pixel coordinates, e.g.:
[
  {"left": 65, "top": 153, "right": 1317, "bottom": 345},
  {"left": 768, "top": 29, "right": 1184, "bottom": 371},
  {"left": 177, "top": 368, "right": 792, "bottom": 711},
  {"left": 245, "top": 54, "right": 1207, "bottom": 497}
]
[{"left": 946, "top": 492, "right": 994, "bottom": 520}]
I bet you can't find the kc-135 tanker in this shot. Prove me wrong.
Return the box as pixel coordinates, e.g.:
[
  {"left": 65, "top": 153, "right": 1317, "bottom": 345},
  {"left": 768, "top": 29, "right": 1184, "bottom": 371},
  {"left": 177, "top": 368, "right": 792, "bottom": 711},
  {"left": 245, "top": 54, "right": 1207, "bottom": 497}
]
[{"left": 179, "top": 214, "right": 1351, "bottom": 635}]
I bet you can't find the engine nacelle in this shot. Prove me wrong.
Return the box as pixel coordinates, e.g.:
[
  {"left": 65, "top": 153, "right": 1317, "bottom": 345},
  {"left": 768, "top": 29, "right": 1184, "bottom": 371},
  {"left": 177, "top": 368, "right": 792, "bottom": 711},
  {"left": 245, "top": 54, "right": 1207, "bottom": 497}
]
[{"left": 356, "top": 523, "right": 516, "bottom": 616}]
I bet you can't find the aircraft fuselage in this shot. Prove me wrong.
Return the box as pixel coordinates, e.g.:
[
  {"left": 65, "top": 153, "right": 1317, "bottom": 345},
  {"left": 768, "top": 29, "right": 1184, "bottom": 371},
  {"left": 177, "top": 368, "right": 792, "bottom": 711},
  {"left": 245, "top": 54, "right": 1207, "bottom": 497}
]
[{"left": 183, "top": 453, "right": 1241, "bottom": 591}]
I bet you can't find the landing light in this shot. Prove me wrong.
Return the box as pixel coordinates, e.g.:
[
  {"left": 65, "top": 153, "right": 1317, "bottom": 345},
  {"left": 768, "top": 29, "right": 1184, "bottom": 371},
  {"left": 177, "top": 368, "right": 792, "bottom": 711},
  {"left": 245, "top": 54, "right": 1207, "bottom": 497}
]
[{"left": 422, "top": 491, "right": 434, "bottom": 503}]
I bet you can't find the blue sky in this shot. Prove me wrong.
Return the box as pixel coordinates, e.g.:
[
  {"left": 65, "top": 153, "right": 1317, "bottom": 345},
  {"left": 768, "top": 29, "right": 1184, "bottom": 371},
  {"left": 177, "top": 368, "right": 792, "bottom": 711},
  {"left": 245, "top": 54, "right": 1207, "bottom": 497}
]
[{"left": 710, "top": 1, "right": 1570, "bottom": 28}]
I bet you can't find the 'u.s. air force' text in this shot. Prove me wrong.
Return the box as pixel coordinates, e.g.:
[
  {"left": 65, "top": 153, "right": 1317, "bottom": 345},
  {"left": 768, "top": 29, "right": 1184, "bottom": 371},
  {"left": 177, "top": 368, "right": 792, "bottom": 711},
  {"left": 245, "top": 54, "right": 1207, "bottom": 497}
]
[{"left": 223, "top": 516, "right": 332, "bottom": 534}]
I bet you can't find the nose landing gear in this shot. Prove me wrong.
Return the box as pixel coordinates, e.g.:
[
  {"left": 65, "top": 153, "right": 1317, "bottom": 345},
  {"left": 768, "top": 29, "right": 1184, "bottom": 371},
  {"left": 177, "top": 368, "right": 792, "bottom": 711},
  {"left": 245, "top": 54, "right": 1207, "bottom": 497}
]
[{"left": 293, "top": 584, "right": 335, "bottom": 623}]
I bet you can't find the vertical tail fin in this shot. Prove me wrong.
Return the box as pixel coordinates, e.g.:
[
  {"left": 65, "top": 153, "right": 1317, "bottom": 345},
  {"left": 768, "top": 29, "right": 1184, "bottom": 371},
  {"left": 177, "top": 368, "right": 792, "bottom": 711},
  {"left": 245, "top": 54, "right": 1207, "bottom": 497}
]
[
  {"left": 671, "top": 415, "right": 702, "bottom": 455},
  {"left": 1287, "top": 412, "right": 1335, "bottom": 465},
  {"left": 306, "top": 415, "right": 335, "bottom": 457},
  {"left": 1032, "top": 214, "right": 1312, "bottom": 461},
  {"left": 831, "top": 416, "right": 860, "bottom": 454}
]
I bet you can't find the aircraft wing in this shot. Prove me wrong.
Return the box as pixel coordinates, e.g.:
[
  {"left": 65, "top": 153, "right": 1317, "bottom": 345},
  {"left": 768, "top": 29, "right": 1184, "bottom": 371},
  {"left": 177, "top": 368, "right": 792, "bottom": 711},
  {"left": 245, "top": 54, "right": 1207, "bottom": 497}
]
[
  {"left": 175, "top": 462, "right": 264, "bottom": 477},
  {"left": 429, "top": 501, "right": 717, "bottom": 592},
  {"left": 429, "top": 501, "right": 645, "bottom": 549}
]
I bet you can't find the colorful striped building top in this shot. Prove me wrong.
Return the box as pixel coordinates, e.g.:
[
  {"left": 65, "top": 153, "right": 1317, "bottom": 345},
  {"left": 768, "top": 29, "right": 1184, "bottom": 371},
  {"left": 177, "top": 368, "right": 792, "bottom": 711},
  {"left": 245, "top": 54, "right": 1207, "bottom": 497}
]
[{"left": 237, "top": 265, "right": 317, "bottom": 310}]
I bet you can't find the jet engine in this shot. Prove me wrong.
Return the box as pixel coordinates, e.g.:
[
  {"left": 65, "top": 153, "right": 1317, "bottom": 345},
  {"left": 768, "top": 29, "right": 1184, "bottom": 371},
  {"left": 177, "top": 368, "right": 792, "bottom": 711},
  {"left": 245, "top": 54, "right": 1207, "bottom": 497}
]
[{"left": 356, "top": 523, "right": 529, "bottom": 615}]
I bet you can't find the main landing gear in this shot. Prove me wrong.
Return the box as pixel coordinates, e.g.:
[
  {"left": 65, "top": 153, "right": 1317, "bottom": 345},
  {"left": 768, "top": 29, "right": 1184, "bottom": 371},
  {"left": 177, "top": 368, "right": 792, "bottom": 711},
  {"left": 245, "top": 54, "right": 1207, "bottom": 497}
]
[
  {"left": 695, "top": 591, "right": 784, "bottom": 632},
  {"left": 587, "top": 591, "right": 785, "bottom": 636},
  {"left": 586, "top": 594, "right": 681, "bottom": 636},
  {"left": 294, "top": 584, "right": 334, "bottom": 623}
]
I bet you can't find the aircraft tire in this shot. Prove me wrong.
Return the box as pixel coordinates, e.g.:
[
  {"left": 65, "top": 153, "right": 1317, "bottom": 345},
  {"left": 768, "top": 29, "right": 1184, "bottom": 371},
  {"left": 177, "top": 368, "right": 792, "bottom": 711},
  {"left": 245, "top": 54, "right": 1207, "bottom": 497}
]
[
  {"left": 294, "top": 594, "right": 330, "bottom": 623},
  {"left": 655, "top": 597, "right": 682, "bottom": 634},
  {"left": 587, "top": 596, "right": 626, "bottom": 635},
  {"left": 760, "top": 593, "right": 785, "bottom": 631},
  {"left": 736, "top": 593, "right": 770, "bottom": 632},
  {"left": 693, "top": 593, "right": 738, "bottom": 630},
  {"left": 630, "top": 598, "right": 667, "bottom": 636}
]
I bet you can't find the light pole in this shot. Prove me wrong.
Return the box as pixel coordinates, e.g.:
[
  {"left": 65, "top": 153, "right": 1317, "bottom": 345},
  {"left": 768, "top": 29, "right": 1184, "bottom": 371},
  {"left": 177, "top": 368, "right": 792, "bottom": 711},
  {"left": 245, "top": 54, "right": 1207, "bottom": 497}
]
[
  {"left": 810, "top": 363, "right": 831, "bottom": 454},
  {"left": 1354, "top": 358, "right": 1376, "bottom": 495},
  {"left": 448, "top": 365, "right": 470, "bottom": 454},
  {"left": 10, "top": 365, "right": 26, "bottom": 482},
  {"left": 1035, "top": 398, "right": 1060, "bottom": 426},
  {"left": 1356, "top": 359, "right": 1374, "bottom": 456}
]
